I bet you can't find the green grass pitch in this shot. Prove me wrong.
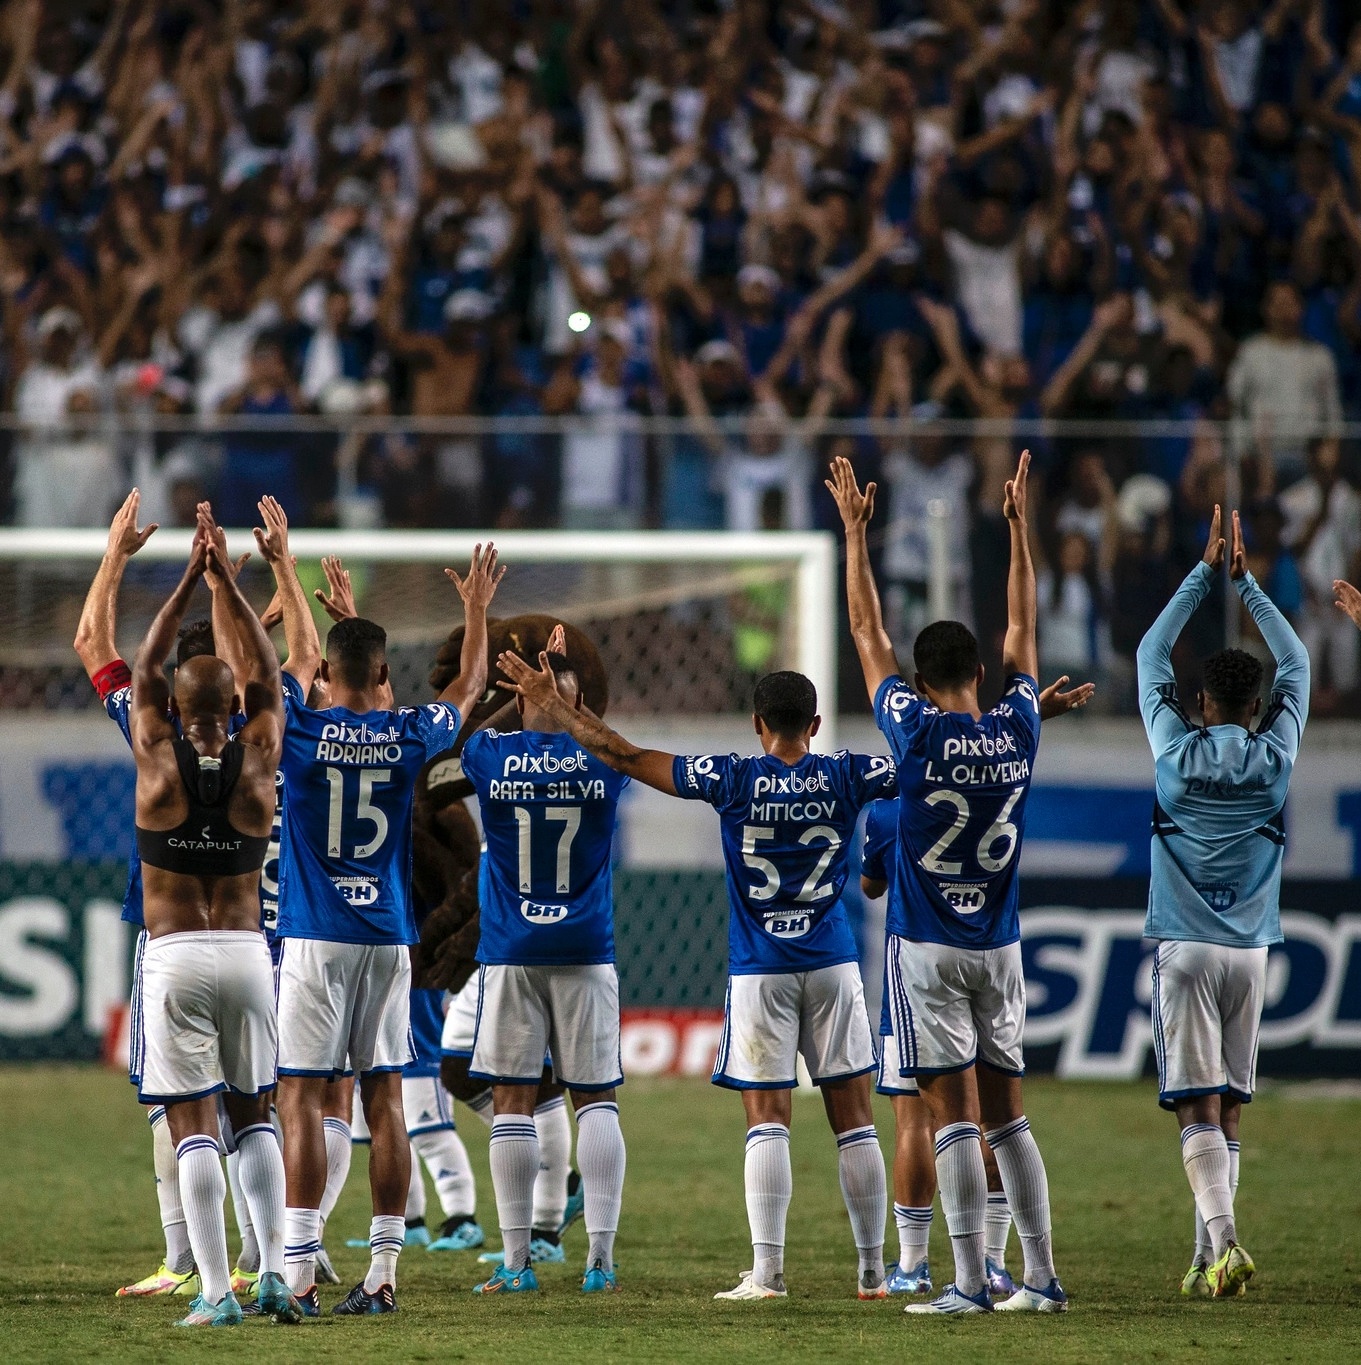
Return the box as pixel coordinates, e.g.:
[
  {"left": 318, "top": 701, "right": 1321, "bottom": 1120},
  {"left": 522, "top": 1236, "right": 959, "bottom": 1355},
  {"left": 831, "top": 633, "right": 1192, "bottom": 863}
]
[{"left": 3, "top": 1066, "right": 1359, "bottom": 1363}]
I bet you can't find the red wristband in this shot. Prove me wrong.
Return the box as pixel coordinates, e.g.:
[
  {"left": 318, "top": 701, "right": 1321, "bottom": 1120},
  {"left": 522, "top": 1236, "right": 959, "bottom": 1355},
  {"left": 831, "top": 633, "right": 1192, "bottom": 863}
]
[{"left": 92, "top": 658, "right": 132, "bottom": 701}]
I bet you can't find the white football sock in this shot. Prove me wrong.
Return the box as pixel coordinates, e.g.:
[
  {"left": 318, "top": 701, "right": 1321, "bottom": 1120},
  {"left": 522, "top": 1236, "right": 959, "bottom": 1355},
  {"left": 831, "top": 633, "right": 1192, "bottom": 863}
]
[
  {"left": 405, "top": 1144, "right": 427, "bottom": 1224},
  {"left": 895, "top": 1203, "right": 932, "bottom": 1270},
  {"left": 1195, "top": 1140, "right": 1238, "bottom": 1264},
  {"left": 176, "top": 1135, "right": 231, "bottom": 1305},
  {"left": 1181, "top": 1123, "right": 1235, "bottom": 1258},
  {"left": 986, "top": 1116, "right": 1054, "bottom": 1287},
  {"left": 150, "top": 1107, "right": 193, "bottom": 1274},
  {"left": 319, "top": 1117, "right": 352, "bottom": 1228},
  {"left": 225, "top": 1150, "right": 260, "bottom": 1274},
  {"left": 836, "top": 1126, "right": 887, "bottom": 1285},
  {"left": 576, "top": 1101, "right": 626, "bottom": 1271},
  {"left": 235, "top": 1123, "right": 287, "bottom": 1277},
  {"left": 283, "top": 1206, "right": 320, "bottom": 1293},
  {"left": 465, "top": 1089, "right": 495, "bottom": 1127},
  {"left": 933, "top": 1122, "right": 987, "bottom": 1297},
  {"left": 365, "top": 1214, "right": 405, "bottom": 1292},
  {"left": 412, "top": 1126, "right": 477, "bottom": 1221},
  {"left": 744, "top": 1123, "right": 791, "bottom": 1287},
  {"left": 532, "top": 1097, "right": 572, "bottom": 1233},
  {"left": 985, "top": 1191, "right": 1011, "bottom": 1269},
  {"left": 489, "top": 1114, "right": 539, "bottom": 1272}
]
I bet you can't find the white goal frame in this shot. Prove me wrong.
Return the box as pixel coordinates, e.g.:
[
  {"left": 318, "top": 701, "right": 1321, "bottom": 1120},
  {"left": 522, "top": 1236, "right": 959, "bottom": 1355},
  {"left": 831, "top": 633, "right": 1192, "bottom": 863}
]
[{"left": 0, "top": 528, "right": 841, "bottom": 748}]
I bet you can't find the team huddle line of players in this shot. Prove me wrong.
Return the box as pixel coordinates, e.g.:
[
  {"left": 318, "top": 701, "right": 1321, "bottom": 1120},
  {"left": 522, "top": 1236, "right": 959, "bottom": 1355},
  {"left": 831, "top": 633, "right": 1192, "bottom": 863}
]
[{"left": 75, "top": 438, "right": 1323, "bottom": 1323}]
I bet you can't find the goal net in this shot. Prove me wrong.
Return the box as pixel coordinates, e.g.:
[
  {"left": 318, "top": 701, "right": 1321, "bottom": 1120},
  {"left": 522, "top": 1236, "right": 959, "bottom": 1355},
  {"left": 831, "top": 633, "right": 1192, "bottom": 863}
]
[{"left": 0, "top": 528, "right": 838, "bottom": 1066}]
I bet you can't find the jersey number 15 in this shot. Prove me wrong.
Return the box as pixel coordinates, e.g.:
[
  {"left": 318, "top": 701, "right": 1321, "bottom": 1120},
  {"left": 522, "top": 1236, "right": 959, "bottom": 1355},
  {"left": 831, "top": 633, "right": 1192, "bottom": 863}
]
[{"left": 326, "top": 767, "right": 392, "bottom": 859}]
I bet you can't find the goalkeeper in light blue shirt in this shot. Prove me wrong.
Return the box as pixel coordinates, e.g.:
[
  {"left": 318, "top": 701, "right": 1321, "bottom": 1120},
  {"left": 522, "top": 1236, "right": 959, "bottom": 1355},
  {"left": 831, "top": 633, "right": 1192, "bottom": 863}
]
[{"left": 1136, "top": 506, "right": 1309, "bottom": 1303}]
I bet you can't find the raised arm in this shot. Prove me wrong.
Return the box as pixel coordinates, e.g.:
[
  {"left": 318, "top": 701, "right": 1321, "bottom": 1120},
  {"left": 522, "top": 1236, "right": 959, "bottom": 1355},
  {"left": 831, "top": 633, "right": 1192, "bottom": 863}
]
[
  {"left": 253, "top": 495, "right": 321, "bottom": 688},
  {"left": 437, "top": 544, "right": 506, "bottom": 722},
  {"left": 74, "top": 489, "right": 159, "bottom": 682},
  {"left": 498, "top": 649, "right": 679, "bottom": 794},
  {"left": 1001, "top": 450, "right": 1038, "bottom": 679},
  {"left": 199, "top": 502, "right": 254, "bottom": 696},
  {"left": 825, "top": 455, "right": 899, "bottom": 700},
  {"left": 199, "top": 511, "right": 284, "bottom": 760},
  {"left": 1137, "top": 506, "right": 1221, "bottom": 751},
  {"left": 1227, "top": 510, "right": 1309, "bottom": 744},
  {"left": 129, "top": 530, "right": 208, "bottom": 752}
]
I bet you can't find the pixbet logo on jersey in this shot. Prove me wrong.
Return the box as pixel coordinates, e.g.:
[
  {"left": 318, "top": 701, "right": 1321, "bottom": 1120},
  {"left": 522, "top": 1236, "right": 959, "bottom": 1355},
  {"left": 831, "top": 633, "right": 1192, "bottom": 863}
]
[
  {"left": 752, "top": 771, "right": 832, "bottom": 798},
  {"left": 943, "top": 733, "right": 1017, "bottom": 760},
  {"left": 503, "top": 752, "right": 587, "bottom": 776}
]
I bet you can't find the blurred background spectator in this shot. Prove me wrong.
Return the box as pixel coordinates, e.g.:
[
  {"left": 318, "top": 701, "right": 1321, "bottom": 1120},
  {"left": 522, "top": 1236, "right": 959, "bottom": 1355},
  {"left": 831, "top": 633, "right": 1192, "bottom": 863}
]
[{"left": 1, "top": 0, "right": 1361, "bottom": 713}]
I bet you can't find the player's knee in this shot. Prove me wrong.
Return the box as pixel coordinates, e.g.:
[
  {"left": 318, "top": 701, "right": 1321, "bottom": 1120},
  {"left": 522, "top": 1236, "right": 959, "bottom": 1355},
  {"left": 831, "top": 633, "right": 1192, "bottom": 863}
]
[
  {"left": 822, "top": 1075, "right": 874, "bottom": 1131},
  {"left": 440, "top": 1054, "right": 487, "bottom": 1104},
  {"left": 535, "top": 1070, "right": 564, "bottom": 1107}
]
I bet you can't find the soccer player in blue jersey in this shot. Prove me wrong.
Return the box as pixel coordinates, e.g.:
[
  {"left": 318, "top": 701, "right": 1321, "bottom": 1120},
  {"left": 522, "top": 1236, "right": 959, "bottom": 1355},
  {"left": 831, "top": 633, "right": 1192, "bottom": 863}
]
[
  {"left": 1138, "top": 508, "right": 1309, "bottom": 1300},
  {"left": 459, "top": 652, "right": 630, "bottom": 1296},
  {"left": 272, "top": 541, "right": 503, "bottom": 1315},
  {"left": 861, "top": 671, "right": 1092, "bottom": 1298},
  {"left": 829, "top": 451, "right": 1067, "bottom": 1315},
  {"left": 497, "top": 655, "right": 896, "bottom": 1301},
  {"left": 74, "top": 491, "right": 272, "bottom": 1300}
]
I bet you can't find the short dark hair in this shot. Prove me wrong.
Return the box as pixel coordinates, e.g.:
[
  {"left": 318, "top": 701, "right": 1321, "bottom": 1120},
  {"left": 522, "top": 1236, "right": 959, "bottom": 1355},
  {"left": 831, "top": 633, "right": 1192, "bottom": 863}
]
[
  {"left": 914, "top": 620, "right": 980, "bottom": 690},
  {"left": 1202, "top": 648, "right": 1264, "bottom": 713},
  {"left": 327, "top": 616, "right": 387, "bottom": 688},
  {"left": 753, "top": 670, "right": 817, "bottom": 738},
  {"left": 176, "top": 618, "right": 215, "bottom": 666}
]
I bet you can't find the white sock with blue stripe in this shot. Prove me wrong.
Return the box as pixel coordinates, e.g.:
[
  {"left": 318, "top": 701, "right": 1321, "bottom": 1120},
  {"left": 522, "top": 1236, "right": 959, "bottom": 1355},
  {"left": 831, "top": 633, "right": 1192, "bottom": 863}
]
[
  {"left": 236, "top": 1123, "right": 287, "bottom": 1277},
  {"left": 283, "top": 1206, "right": 320, "bottom": 1293},
  {"left": 150, "top": 1107, "right": 193, "bottom": 1274},
  {"left": 226, "top": 1151, "right": 259, "bottom": 1274},
  {"left": 413, "top": 1127, "right": 477, "bottom": 1221},
  {"left": 365, "top": 1214, "right": 405, "bottom": 1291},
  {"left": 985, "top": 1191, "right": 1011, "bottom": 1269},
  {"left": 895, "top": 1204, "right": 932, "bottom": 1270},
  {"left": 489, "top": 1114, "right": 539, "bottom": 1272},
  {"left": 836, "top": 1126, "right": 886, "bottom": 1284},
  {"left": 933, "top": 1122, "right": 987, "bottom": 1297},
  {"left": 1181, "top": 1123, "right": 1235, "bottom": 1258},
  {"left": 176, "top": 1134, "right": 231, "bottom": 1305},
  {"left": 577, "top": 1101, "right": 626, "bottom": 1270},
  {"left": 1194, "top": 1139, "right": 1240, "bottom": 1266},
  {"left": 319, "top": 1117, "right": 352, "bottom": 1229},
  {"left": 532, "top": 1097, "right": 572, "bottom": 1233},
  {"left": 986, "top": 1115, "right": 1054, "bottom": 1287},
  {"left": 744, "top": 1123, "right": 791, "bottom": 1287}
]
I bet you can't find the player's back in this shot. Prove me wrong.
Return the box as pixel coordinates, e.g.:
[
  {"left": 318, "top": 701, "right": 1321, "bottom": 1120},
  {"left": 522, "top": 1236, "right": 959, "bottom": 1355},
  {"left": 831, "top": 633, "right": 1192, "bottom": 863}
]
[
  {"left": 875, "top": 673, "right": 1041, "bottom": 949},
  {"left": 1146, "top": 712, "right": 1298, "bottom": 949},
  {"left": 673, "top": 749, "right": 896, "bottom": 973},
  {"left": 462, "top": 727, "right": 628, "bottom": 966},
  {"left": 276, "top": 675, "right": 462, "bottom": 946}
]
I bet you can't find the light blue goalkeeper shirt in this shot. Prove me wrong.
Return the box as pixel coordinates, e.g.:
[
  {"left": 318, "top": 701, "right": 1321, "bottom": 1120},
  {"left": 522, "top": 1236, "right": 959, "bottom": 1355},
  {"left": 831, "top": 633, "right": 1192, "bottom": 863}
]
[{"left": 1136, "top": 562, "right": 1310, "bottom": 948}]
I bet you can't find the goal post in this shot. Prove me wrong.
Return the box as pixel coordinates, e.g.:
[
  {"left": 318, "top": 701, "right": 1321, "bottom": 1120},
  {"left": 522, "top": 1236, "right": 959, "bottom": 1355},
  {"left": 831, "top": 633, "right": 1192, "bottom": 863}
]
[{"left": 0, "top": 527, "right": 841, "bottom": 746}]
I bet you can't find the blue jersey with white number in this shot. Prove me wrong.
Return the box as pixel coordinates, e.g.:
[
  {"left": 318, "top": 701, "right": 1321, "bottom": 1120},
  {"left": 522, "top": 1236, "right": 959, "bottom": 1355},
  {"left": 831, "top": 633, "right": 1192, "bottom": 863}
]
[
  {"left": 672, "top": 750, "right": 897, "bottom": 974},
  {"left": 463, "top": 728, "right": 629, "bottom": 967},
  {"left": 105, "top": 681, "right": 256, "bottom": 931},
  {"left": 276, "top": 673, "right": 462, "bottom": 945},
  {"left": 406, "top": 987, "right": 445, "bottom": 1077},
  {"left": 874, "top": 674, "right": 1041, "bottom": 949}
]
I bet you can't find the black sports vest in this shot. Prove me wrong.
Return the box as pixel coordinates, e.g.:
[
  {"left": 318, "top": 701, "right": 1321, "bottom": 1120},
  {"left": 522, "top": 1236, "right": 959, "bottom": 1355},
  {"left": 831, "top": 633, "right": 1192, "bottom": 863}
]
[{"left": 136, "top": 739, "right": 270, "bottom": 877}]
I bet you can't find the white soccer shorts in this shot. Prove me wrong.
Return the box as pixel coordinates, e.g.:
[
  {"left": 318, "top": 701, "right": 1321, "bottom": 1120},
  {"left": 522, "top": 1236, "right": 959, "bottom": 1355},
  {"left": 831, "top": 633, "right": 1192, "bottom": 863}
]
[
  {"left": 884, "top": 935, "right": 1026, "bottom": 1077},
  {"left": 136, "top": 930, "right": 278, "bottom": 1105},
  {"left": 876, "top": 1019, "right": 921, "bottom": 1096},
  {"left": 1152, "top": 939, "right": 1268, "bottom": 1110},
  {"left": 469, "top": 962, "right": 623, "bottom": 1092},
  {"left": 439, "top": 978, "right": 480, "bottom": 1057},
  {"left": 712, "top": 962, "right": 878, "bottom": 1090},
  {"left": 276, "top": 939, "right": 413, "bottom": 1078}
]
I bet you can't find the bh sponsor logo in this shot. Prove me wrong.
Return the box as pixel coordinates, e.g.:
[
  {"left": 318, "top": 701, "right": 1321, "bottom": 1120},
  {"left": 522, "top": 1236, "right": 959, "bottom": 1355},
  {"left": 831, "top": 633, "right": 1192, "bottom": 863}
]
[{"left": 520, "top": 899, "right": 569, "bottom": 924}]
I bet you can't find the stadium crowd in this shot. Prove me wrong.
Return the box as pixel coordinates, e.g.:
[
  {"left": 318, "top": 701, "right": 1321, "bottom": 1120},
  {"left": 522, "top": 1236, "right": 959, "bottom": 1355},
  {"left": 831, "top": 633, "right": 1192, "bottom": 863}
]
[{"left": 2, "top": 0, "right": 1361, "bottom": 706}]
